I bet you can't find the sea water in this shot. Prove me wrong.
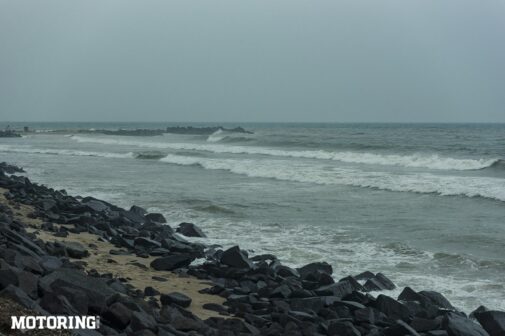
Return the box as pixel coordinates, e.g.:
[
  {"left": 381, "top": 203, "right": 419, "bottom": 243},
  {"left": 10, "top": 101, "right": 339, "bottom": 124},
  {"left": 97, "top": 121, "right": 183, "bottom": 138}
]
[{"left": 1, "top": 122, "right": 504, "bottom": 312}]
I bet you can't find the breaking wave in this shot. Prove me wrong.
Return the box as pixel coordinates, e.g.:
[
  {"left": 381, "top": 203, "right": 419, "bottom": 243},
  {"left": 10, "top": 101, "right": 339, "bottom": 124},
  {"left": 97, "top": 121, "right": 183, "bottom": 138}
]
[
  {"left": 159, "top": 154, "right": 505, "bottom": 202},
  {"left": 206, "top": 129, "right": 255, "bottom": 143},
  {"left": 0, "top": 144, "right": 133, "bottom": 159},
  {"left": 71, "top": 135, "right": 499, "bottom": 171}
]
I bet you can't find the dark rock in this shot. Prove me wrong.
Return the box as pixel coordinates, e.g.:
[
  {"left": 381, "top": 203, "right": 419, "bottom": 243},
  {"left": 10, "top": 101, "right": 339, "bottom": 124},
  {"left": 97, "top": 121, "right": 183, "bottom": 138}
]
[
  {"left": 333, "top": 300, "right": 367, "bottom": 312},
  {"left": 220, "top": 246, "right": 253, "bottom": 269},
  {"left": 354, "top": 307, "right": 389, "bottom": 325},
  {"left": 0, "top": 268, "right": 19, "bottom": 289},
  {"left": 38, "top": 199, "right": 57, "bottom": 212},
  {"left": 427, "top": 331, "right": 449, "bottom": 336},
  {"left": 133, "top": 330, "right": 157, "bottom": 336},
  {"left": 159, "top": 306, "right": 206, "bottom": 332},
  {"left": 470, "top": 306, "right": 489, "bottom": 319},
  {"left": 375, "top": 294, "right": 411, "bottom": 321},
  {"left": 16, "top": 270, "right": 38, "bottom": 299},
  {"left": 57, "top": 241, "right": 90, "bottom": 259},
  {"left": 270, "top": 284, "right": 292, "bottom": 299},
  {"left": 130, "top": 310, "right": 157, "bottom": 332},
  {"left": 442, "top": 312, "right": 489, "bottom": 336},
  {"left": 160, "top": 238, "right": 196, "bottom": 254},
  {"left": 314, "top": 280, "right": 353, "bottom": 298},
  {"left": 203, "top": 303, "right": 228, "bottom": 314},
  {"left": 144, "top": 286, "right": 160, "bottom": 296},
  {"left": 50, "top": 286, "right": 89, "bottom": 315},
  {"left": 40, "top": 292, "right": 80, "bottom": 315},
  {"left": 289, "top": 297, "right": 325, "bottom": 314},
  {"left": 0, "top": 284, "right": 43, "bottom": 312},
  {"left": 150, "top": 254, "right": 195, "bottom": 271},
  {"left": 161, "top": 292, "right": 192, "bottom": 308},
  {"left": 474, "top": 310, "right": 505, "bottom": 336},
  {"left": 145, "top": 213, "right": 166, "bottom": 223},
  {"left": 275, "top": 264, "right": 300, "bottom": 278},
  {"left": 83, "top": 199, "right": 109, "bottom": 213},
  {"left": 354, "top": 270, "right": 375, "bottom": 281},
  {"left": 297, "top": 262, "right": 333, "bottom": 280},
  {"left": 419, "top": 290, "right": 455, "bottom": 310},
  {"left": 328, "top": 320, "right": 362, "bottom": 336},
  {"left": 39, "top": 268, "right": 115, "bottom": 314},
  {"left": 384, "top": 320, "right": 421, "bottom": 336},
  {"left": 364, "top": 273, "right": 396, "bottom": 291},
  {"left": 339, "top": 276, "right": 365, "bottom": 292},
  {"left": 134, "top": 237, "right": 162, "bottom": 249},
  {"left": 0, "top": 227, "right": 46, "bottom": 256},
  {"left": 130, "top": 205, "right": 147, "bottom": 216},
  {"left": 102, "top": 302, "right": 132, "bottom": 330},
  {"left": 176, "top": 222, "right": 206, "bottom": 238},
  {"left": 411, "top": 317, "right": 443, "bottom": 332}
]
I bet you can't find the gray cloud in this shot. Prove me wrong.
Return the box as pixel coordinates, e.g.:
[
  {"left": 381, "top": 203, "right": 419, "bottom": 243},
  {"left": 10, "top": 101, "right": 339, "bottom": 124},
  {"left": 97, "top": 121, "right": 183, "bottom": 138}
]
[{"left": 1, "top": 0, "right": 504, "bottom": 122}]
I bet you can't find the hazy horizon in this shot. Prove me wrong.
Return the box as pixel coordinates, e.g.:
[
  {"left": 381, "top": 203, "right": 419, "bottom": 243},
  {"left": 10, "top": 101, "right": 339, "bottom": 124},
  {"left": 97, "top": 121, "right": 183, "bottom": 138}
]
[{"left": 1, "top": 0, "right": 504, "bottom": 123}]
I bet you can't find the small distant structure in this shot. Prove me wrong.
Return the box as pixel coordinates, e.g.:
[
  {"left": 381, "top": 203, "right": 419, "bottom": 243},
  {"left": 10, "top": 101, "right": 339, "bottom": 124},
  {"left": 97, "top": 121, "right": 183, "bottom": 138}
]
[
  {"left": 0, "top": 125, "right": 22, "bottom": 138},
  {"left": 24, "top": 126, "right": 30, "bottom": 132}
]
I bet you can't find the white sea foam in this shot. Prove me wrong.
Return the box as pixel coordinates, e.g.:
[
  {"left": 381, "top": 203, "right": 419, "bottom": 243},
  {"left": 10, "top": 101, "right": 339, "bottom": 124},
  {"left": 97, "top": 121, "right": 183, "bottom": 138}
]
[
  {"left": 159, "top": 154, "right": 505, "bottom": 202},
  {"left": 206, "top": 129, "right": 225, "bottom": 142},
  {"left": 71, "top": 135, "right": 498, "bottom": 171},
  {"left": 0, "top": 144, "right": 133, "bottom": 159},
  {"left": 153, "top": 205, "right": 505, "bottom": 313}
]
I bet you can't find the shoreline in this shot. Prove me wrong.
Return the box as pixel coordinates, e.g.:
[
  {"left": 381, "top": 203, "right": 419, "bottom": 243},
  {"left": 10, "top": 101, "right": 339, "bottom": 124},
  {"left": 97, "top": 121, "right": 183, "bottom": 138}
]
[{"left": 0, "top": 162, "right": 503, "bottom": 336}]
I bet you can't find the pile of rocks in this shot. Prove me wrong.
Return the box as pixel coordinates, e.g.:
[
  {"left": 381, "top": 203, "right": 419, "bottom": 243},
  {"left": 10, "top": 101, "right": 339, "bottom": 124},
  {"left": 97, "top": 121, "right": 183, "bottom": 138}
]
[
  {"left": 0, "top": 162, "right": 504, "bottom": 336},
  {"left": 0, "top": 130, "right": 21, "bottom": 138}
]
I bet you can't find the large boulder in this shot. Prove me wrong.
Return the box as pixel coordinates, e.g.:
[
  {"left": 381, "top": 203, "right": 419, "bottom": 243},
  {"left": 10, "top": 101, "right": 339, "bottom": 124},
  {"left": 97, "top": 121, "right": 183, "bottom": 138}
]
[
  {"left": 314, "top": 280, "right": 354, "bottom": 298},
  {"left": 102, "top": 302, "right": 132, "bottom": 330},
  {"left": 419, "top": 290, "right": 455, "bottom": 310},
  {"left": 160, "top": 292, "right": 192, "bottom": 308},
  {"left": 150, "top": 254, "right": 195, "bottom": 271},
  {"left": 40, "top": 292, "right": 80, "bottom": 315},
  {"left": 364, "top": 273, "right": 396, "bottom": 291},
  {"left": 474, "top": 311, "right": 505, "bottom": 336},
  {"left": 0, "top": 285, "right": 44, "bottom": 312},
  {"left": 176, "top": 222, "right": 206, "bottom": 238},
  {"left": 375, "top": 294, "right": 411, "bottom": 321},
  {"left": 442, "top": 312, "right": 489, "bottom": 336},
  {"left": 297, "top": 262, "right": 333, "bottom": 279},
  {"left": 83, "top": 199, "right": 110, "bottom": 213},
  {"left": 130, "top": 310, "right": 157, "bottom": 332},
  {"left": 39, "top": 268, "right": 115, "bottom": 314},
  {"left": 56, "top": 241, "right": 89, "bottom": 259},
  {"left": 0, "top": 268, "right": 19, "bottom": 289},
  {"left": 145, "top": 213, "right": 167, "bottom": 224},
  {"left": 328, "top": 320, "right": 361, "bottom": 336},
  {"left": 0, "top": 227, "right": 46, "bottom": 256},
  {"left": 220, "top": 246, "right": 253, "bottom": 269},
  {"left": 134, "top": 237, "right": 162, "bottom": 249}
]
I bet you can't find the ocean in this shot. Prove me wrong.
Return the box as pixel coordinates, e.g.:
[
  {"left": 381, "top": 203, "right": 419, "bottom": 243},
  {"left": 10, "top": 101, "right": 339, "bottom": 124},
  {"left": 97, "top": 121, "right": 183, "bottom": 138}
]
[{"left": 1, "top": 122, "right": 504, "bottom": 313}]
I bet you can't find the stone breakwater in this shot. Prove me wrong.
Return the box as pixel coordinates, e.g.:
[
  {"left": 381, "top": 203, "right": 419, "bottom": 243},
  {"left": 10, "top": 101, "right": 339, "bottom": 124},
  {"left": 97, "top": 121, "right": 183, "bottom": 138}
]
[{"left": 0, "top": 162, "right": 504, "bottom": 336}]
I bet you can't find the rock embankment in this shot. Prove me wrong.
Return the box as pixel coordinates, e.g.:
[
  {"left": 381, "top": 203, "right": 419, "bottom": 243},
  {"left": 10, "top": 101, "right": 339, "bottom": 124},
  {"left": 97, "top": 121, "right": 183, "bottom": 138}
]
[
  {"left": 0, "top": 130, "right": 21, "bottom": 138},
  {"left": 0, "top": 162, "right": 503, "bottom": 336}
]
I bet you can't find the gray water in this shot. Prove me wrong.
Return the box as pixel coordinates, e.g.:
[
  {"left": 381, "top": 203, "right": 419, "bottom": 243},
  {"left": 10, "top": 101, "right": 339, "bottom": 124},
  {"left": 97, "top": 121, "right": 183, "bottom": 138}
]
[{"left": 1, "top": 122, "right": 504, "bottom": 312}]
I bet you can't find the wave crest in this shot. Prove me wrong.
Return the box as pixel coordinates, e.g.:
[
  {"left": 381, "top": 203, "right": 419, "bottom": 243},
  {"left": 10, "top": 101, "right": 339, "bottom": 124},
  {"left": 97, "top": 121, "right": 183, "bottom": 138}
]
[
  {"left": 71, "top": 135, "right": 498, "bottom": 171},
  {"left": 0, "top": 144, "right": 133, "bottom": 159},
  {"left": 159, "top": 154, "right": 505, "bottom": 202}
]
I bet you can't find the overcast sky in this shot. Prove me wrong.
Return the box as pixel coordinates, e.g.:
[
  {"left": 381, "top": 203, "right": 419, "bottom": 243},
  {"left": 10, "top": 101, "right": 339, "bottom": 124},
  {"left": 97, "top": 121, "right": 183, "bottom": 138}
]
[{"left": 1, "top": 0, "right": 504, "bottom": 123}]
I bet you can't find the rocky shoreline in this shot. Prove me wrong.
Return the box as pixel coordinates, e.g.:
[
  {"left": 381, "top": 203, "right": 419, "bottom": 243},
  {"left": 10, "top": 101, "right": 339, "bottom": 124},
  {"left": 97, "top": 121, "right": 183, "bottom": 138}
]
[
  {"left": 0, "top": 162, "right": 503, "bottom": 336},
  {"left": 0, "top": 130, "right": 21, "bottom": 138}
]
